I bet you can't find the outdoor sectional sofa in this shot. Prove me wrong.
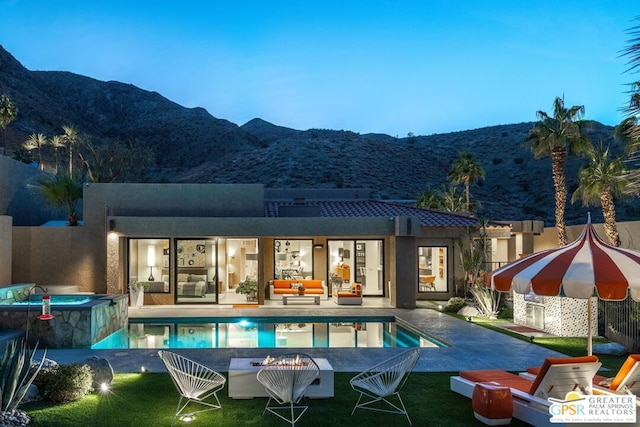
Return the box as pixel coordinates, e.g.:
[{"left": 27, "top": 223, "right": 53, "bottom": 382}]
[
  {"left": 334, "top": 283, "right": 363, "bottom": 305},
  {"left": 269, "top": 279, "right": 327, "bottom": 300}
]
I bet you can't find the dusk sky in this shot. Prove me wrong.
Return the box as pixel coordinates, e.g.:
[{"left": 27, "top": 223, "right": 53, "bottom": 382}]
[{"left": 1, "top": 1, "right": 637, "bottom": 136}]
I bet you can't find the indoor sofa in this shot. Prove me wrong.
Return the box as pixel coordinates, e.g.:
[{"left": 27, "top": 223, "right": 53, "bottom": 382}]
[{"left": 269, "top": 279, "right": 327, "bottom": 300}]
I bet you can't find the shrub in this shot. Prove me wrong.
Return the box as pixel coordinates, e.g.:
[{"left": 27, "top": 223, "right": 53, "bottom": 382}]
[
  {"left": 443, "top": 297, "right": 467, "bottom": 313},
  {"left": 34, "top": 363, "right": 93, "bottom": 403}
]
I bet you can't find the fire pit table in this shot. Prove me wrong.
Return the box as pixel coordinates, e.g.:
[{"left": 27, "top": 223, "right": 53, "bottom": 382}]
[{"left": 228, "top": 357, "right": 334, "bottom": 399}]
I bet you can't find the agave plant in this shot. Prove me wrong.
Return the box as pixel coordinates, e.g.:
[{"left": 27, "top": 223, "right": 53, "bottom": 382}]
[{"left": 0, "top": 339, "right": 46, "bottom": 412}]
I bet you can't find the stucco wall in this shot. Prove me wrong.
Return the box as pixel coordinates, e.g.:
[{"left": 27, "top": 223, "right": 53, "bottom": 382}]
[
  {"left": 0, "top": 216, "right": 11, "bottom": 285},
  {"left": 12, "top": 226, "right": 103, "bottom": 292},
  {"left": 534, "top": 220, "right": 640, "bottom": 251}
]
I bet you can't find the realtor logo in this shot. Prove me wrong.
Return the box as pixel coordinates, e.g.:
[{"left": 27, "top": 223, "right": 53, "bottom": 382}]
[{"left": 548, "top": 391, "right": 636, "bottom": 423}]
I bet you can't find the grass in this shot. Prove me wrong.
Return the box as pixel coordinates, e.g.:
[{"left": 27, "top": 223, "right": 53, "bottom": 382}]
[
  {"left": 24, "top": 372, "right": 531, "bottom": 427},
  {"left": 22, "top": 317, "right": 629, "bottom": 426}
]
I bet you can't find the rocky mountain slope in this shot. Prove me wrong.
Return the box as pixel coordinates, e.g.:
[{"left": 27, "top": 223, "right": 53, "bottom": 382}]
[{"left": 1, "top": 44, "right": 637, "bottom": 225}]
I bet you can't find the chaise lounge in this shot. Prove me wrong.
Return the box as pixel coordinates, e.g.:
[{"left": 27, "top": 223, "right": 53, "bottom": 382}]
[{"left": 450, "top": 356, "right": 602, "bottom": 426}]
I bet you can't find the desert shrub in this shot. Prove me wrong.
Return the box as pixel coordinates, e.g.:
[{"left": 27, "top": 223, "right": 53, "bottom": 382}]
[
  {"left": 443, "top": 297, "right": 467, "bottom": 313},
  {"left": 0, "top": 339, "right": 45, "bottom": 412},
  {"left": 34, "top": 363, "right": 93, "bottom": 403}
]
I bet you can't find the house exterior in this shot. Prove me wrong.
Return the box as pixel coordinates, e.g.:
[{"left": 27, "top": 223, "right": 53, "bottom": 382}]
[{"left": 0, "top": 157, "right": 520, "bottom": 307}]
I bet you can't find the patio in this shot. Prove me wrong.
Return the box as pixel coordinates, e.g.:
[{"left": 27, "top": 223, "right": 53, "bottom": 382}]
[{"left": 39, "top": 301, "right": 568, "bottom": 374}]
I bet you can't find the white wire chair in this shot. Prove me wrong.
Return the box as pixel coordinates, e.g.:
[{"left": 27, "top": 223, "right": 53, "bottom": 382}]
[
  {"left": 256, "top": 353, "right": 320, "bottom": 426},
  {"left": 349, "top": 348, "right": 420, "bottom": 425},
  {"left": 158, "top": 350, "right": 226, "bottom": 426}
]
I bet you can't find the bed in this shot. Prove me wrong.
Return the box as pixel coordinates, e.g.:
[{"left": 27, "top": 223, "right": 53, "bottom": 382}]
[{"left": 177, "top": 271, "right": 208, "bottom": 297}]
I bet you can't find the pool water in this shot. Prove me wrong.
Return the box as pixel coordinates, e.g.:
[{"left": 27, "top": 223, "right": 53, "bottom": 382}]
[
  {"left": 9, "top": 295, "right": 94, "bottom": 305},
  {"left": 92, "top": 317, "right": 446, "bottom": 350}
]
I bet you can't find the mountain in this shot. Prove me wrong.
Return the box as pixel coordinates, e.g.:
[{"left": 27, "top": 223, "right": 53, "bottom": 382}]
[{"left": 1, "top": 44, "right": 638, "bottom": 225}]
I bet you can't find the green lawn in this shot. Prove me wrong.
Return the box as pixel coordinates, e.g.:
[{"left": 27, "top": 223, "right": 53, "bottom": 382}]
[{"left": 24, "top": 372, "right": 532, "bottom": 427}]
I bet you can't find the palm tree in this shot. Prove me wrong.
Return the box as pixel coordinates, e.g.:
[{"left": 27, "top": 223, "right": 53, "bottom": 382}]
[
  {"left": 448, "top": 152, "right": 485, "bottom": 213},
  {"left": 617, "top": 18, "right": 640, "bottom": 193},
  {"left": 0, "top": 94, "right": 18, "bottom": 156},
  {"left": 23, "top": 133, "right": 47, "bottom": 170},
  {"left": 48, "top": 134, "right": 65, "bottom": 174},
  {"left": 525, "top": 96, "right": 590, "bottom": 246},
  {"left": 61, "top": 125, "right": 80, "bottom": 176},
  {"left": 572, "top": 144, "right": 634, "bottom": 247},
  {"left": 37, "top": 174, "right": 83, "bottom": 226}
]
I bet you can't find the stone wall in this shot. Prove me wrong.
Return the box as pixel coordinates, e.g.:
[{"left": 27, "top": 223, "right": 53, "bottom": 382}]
[{"left": 0, "top": 286, "right": 127, "bottom": 348}]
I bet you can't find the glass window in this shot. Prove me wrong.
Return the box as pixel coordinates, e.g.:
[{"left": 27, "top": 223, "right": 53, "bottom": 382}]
[
  {"left": 274, "top": 239, "right": 313, "bottom": 279},
  {"left": 175, "top": 239, "right": 218, "bottom": 304},
  {"left": 418, "top": 246, "right": 447, "bottom": 293},
  {"left": 128, "top": 238, "right": 170, "bottom": 293}
]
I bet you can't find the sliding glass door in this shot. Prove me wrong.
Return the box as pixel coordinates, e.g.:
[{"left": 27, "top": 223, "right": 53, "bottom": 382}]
[{"left": 328, "top": 240, "right": 384, "bottom": 296}]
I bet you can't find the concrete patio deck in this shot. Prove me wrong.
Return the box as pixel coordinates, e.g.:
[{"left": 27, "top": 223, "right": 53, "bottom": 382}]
[{"left": 39, "top": 300, "right": 568, "bottom": 374}]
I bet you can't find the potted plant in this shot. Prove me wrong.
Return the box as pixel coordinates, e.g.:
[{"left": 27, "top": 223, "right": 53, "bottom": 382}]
[
  {"left": 129, "top": 281, "right": 149, "bottom": 308},
  {"left": 235, "top": 277, "right": 258, "bottom": 301}
]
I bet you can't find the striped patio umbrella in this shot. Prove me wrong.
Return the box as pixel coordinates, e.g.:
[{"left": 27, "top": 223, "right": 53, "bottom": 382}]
[{"left": 490, "top": 217, "right": 640, "bottom": 355}]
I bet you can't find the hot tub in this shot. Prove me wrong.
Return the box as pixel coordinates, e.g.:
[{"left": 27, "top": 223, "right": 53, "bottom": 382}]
[{"left": 0, "top": 284, "right": 128, "bottom": 348}]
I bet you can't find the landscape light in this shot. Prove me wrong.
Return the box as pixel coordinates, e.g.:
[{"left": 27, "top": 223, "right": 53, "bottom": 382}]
[{"left": 100, "top": 383, "right": 109, "bottom": 392}]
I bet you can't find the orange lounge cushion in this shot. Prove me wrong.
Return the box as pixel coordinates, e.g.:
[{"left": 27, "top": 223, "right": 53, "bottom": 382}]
[
  {"left": 526, "top": 366, "right": 607, "bottom": 386},
  {"left": 460, "top": 370, "right": 533, "bottom": 394},
  {"left": 274, "top": 288, "right": 324, "bottom": 295},
  {"left": 610, "top": 354, "right": 640, "bottom": 392},
  {"left": 337, "top": 292, "right": 360, "bottom": 298},
  {"left": 272, "top": 280, "right": 324, "bottom": 289},
  {"left": 528, "top": 356, "right": 598, "bottom": 395}
]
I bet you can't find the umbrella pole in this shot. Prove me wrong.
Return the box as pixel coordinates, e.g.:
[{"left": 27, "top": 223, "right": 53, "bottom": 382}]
[{"left": 587, "top": 297, "right": 592, "bottom": 356}]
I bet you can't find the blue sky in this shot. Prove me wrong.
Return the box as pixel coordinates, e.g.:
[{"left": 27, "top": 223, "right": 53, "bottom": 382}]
[{"left": 1, "top": 1, "right": 637, "bottom": 136}]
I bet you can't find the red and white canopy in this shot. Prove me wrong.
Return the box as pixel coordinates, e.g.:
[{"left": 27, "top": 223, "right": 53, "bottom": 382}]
[{"left": 490, "top": 221, "right": 640, "bottom": 302}]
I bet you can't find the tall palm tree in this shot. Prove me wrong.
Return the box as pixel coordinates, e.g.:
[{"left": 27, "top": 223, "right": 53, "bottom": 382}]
[
  {"left": 525, "top": 96, "right": 590, "bottom": 246},
  {"left": 0, "top": 94, "right": 18, "bottom": 156},
  {"left": 37, "top": 174, "right": 83, "bottom": 226},
  {"left": 448, "top": 152, "right": 485, "bottom": 213},
  {"left": 23, "top": 133, "right": 47, "bottom": 170},
  {"left": 48, "top": 134, "right": 65, "bottom": 174},
  {"left": 61, "top": 125, "right": 80, "bottom": 176},
  {"left": 572, "top": 144, "right": 633, "bottom": 247},
  {"left": 617, "top": 18, "right": 640, "bottom": 193}
]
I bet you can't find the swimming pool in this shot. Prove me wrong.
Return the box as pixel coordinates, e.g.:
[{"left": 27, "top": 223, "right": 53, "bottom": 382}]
[
  {"left": 92, "top": 316, "right": 447, "bottom": 350},
  {"left": 7, "top": 295, "right": 94, "bottom": 305}
]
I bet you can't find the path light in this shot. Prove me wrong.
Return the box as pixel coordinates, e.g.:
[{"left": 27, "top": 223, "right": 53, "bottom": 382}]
[
  {"left": 100, "top": 383, "right": 109, "bottom": 393},
  {"left": 180, "top": 415, "right": 195, "bottom": 423},
  {"left": 140, "top": 366, "right": 147, "bottom": 373},
  {"left": 529, "top": 336, "right": 535, "bottom": 343}
]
